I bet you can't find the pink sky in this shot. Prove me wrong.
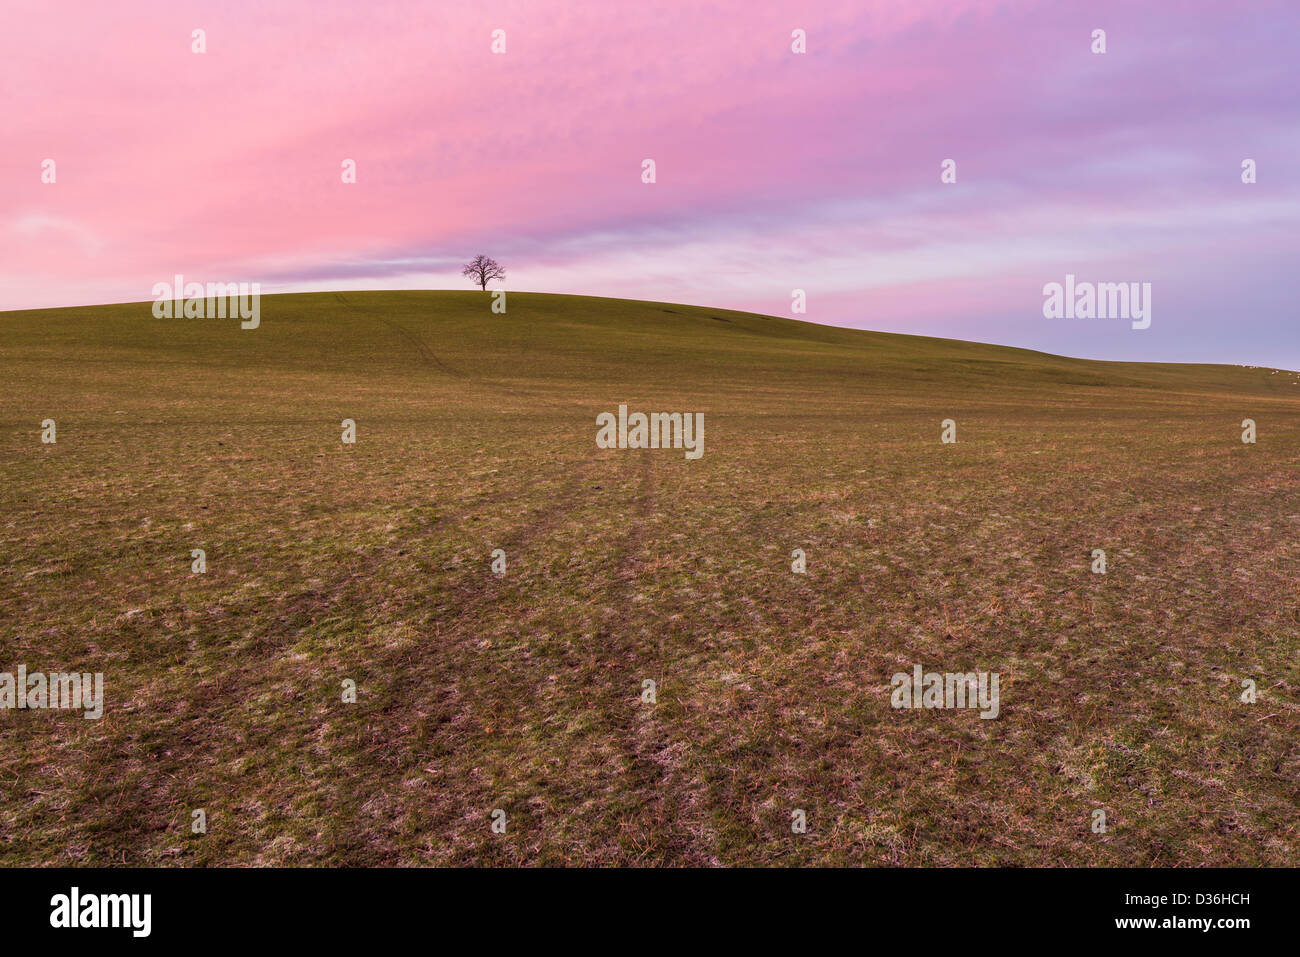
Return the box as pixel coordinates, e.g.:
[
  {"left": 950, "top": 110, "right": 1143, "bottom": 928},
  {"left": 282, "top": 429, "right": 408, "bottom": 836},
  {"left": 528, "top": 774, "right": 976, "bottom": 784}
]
[{"left": 3, "top": 0, "right": 1298, "bottom": 365}]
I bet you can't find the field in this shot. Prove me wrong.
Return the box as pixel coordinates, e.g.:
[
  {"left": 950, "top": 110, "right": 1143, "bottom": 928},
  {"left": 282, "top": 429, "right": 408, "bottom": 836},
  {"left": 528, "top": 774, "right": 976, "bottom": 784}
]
[{"left": 1, "top": 290, "right": 1296, "bottom": 866}]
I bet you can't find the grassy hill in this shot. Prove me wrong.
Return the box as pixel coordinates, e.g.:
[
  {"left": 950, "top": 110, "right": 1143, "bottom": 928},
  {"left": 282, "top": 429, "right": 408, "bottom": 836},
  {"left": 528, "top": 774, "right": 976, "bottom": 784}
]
[{"left": 1, "top": 291, "right": 1296, "bottom": 865}]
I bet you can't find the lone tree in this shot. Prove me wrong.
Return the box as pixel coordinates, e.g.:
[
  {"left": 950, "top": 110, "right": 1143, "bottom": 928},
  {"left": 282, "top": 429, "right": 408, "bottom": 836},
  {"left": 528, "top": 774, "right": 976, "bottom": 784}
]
[{"left": 462, "top": 254, "right": 506, "bottom": 290}]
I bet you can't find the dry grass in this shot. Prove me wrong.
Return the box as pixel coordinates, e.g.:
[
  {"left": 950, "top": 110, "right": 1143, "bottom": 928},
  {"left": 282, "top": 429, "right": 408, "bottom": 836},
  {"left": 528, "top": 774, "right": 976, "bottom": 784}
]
[{"left": 0, "top": 291, "right": 1296, "bottom": 866}]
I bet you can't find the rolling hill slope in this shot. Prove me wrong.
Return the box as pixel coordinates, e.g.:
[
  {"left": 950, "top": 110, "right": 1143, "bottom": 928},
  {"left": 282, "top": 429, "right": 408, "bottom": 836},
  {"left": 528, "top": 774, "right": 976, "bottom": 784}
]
[{"left": 1, "top": 291, "right": 1296, "bottom": 866}]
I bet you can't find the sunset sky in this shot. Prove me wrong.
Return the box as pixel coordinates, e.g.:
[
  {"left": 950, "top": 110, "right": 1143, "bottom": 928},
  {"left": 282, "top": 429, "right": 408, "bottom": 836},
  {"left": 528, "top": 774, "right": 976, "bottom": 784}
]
[{"left": 4, "top": 0, "right": 1297, "bottom": 365}]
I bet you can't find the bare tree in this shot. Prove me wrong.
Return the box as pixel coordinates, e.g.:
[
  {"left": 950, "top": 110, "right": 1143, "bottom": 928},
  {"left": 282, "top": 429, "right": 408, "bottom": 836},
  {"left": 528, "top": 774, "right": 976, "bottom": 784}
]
[{"left": 462, "top": 254, "right": 506, "bottom": 291}]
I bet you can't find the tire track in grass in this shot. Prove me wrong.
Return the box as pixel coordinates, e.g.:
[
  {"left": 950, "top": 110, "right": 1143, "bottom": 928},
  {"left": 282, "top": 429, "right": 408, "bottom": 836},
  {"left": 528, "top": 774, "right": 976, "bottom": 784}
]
[
  {"left": 334, "top": 292, "right": 588, "bottom": 411},
  {"left": 317, "top": 451, "right": 607, "bottom": 862},
  {"left": 571, "top": 449, "right": 701, "bottom": 863},
  {"left": 335, "top": 292, "right": 465, "bottom": 381}
]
